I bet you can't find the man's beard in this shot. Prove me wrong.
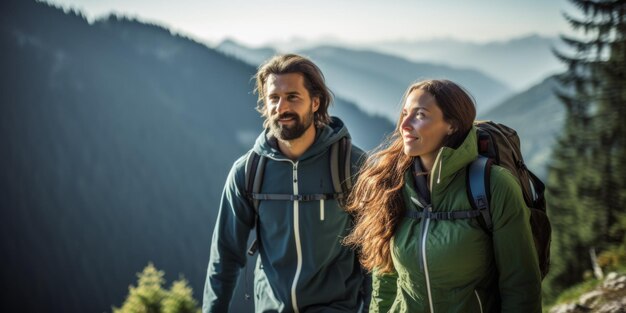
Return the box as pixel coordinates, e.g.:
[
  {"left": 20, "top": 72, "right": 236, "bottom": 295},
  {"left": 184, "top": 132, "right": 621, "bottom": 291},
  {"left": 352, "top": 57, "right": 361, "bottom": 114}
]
[{"left": 269, "top": 109, "right": 315, "bottom": 141}]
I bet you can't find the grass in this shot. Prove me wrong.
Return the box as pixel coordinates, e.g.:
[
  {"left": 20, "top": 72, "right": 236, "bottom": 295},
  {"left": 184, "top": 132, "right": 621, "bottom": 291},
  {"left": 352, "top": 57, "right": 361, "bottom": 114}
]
[{"left": 542, "top": 278, "right": 601, "bottom": 313}]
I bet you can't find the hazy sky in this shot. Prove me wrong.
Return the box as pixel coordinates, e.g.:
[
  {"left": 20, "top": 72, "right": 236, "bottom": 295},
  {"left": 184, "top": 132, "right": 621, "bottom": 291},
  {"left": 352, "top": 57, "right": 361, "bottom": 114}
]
[{"left": 43, "top": 0, "right": 573, "bottom": 47}]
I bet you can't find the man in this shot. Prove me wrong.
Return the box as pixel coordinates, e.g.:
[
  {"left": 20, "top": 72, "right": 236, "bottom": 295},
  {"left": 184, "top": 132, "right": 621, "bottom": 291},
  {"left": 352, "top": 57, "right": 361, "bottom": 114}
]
[{"left": 203, "top": 54, "right": 369, "bottom": 312}]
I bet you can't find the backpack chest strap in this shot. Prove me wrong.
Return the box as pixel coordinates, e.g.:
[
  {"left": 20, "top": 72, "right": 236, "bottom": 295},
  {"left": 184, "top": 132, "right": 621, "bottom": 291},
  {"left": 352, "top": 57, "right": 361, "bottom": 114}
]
[
  {"left": 405, "top": 209, "right": 482, "bottom": 220},
  {"left": 249, "top": 192, "right": 345, "bottom": 201}
]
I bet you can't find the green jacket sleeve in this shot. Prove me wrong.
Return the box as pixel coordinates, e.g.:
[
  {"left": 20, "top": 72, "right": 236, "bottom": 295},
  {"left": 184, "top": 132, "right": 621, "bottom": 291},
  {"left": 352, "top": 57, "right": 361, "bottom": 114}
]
[
  {"left": 369, "top": 268, "right": 398, "bottom": 313},
  {"left": 202, "top": 158, "right": 255, "bottom": 313},
  {"left": 490, "top": 167, "right": 542, "bottom": 313}
]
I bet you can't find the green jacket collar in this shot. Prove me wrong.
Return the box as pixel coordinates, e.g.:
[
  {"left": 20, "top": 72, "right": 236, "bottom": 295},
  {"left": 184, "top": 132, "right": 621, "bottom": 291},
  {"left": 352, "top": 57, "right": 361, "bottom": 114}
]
[{"left": 407, "top": 126, "right": 479, "bottom": 194}]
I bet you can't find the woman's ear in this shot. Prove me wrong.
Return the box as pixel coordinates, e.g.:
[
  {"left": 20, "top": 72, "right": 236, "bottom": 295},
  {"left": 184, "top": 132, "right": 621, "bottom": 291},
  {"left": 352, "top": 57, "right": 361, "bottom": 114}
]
[{"left": 447, "top": 125, "right": 456, "bottom": 136}]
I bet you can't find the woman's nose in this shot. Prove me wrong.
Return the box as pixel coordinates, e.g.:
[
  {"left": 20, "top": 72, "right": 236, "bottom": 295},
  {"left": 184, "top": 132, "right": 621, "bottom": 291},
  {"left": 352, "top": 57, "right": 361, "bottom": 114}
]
[{"left": 400, "top": 116, "right": 412, "bottom": 131}]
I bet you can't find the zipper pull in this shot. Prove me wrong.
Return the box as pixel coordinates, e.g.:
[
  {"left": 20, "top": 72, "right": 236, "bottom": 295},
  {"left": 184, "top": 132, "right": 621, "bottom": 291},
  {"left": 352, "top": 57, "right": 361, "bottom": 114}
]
[{"left": 437, "top": 158, "right": 443, "bottom": 184}]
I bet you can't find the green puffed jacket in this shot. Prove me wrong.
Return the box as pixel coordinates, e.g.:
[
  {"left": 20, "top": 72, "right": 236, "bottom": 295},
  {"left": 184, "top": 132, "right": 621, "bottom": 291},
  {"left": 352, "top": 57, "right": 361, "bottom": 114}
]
[{"left": 370, "top": 127, "right": 541, "bottom": 313}]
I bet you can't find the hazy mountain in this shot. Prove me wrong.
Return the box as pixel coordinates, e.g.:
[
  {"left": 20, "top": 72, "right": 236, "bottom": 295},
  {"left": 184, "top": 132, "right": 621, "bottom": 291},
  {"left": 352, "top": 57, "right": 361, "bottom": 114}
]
[
  {"left": 482, "top": 76, "right": 565, "bottom": 179},
  {"left": 216, "top": 40, "right": 513, "bottom": 121},
  {"left": 0, "top": 1, "right": 393, "bottom": 312},
  {"left": 360, "top": 35, "right": 566, "bottom": 91},
  {"left": 217, "top": 38, "right": 277, "bottom": 66},
  {"left": 299, "top": 46, "right": 512, "bottom": 119}
]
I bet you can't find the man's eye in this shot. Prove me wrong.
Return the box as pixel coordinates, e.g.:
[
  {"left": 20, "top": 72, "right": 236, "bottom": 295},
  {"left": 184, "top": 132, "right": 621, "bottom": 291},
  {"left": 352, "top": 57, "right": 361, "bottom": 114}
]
[
  {"left": 288, "top": 95, "right": 298, "bottom": 101},
  {"left": 268, "top": 96, "right": 279, "bottom": 102}
]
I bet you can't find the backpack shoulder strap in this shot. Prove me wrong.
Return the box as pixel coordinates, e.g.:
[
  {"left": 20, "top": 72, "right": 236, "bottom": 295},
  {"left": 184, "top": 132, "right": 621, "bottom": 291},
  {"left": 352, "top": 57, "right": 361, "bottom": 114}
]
[
  {"left": 244, "top": 150, "right": 265, "bottom": 256},
  {"left": 244, "top": 150, "right": 266, "bottom": 213},
  {"left": 467, "top": 156, "right": 494, "bottom": 232},
  {"left": 330, "top": 137, "right": 352, "bottom": 204}
]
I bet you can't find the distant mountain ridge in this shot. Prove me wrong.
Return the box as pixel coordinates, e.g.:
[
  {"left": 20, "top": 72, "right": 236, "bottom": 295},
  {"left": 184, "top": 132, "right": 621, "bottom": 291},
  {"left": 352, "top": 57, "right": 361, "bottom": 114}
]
[
  {"left": 360, "top": 34, "right": 565, "bottom": 91},
  {"left": 483, "top": 76, "right": 565, "bottom": 179},
  {"left": 217, "top": 40, "right": 513, "bottom": 120},
  {"left": 0, "top": 1, "right": 393, "bottom": 312}
]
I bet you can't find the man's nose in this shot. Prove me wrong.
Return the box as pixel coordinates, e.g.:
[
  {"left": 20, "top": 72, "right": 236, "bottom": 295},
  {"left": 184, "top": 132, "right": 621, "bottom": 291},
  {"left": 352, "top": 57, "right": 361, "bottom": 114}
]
[{"left": 275, "top": 97, "right": 288, "bottom": 114}]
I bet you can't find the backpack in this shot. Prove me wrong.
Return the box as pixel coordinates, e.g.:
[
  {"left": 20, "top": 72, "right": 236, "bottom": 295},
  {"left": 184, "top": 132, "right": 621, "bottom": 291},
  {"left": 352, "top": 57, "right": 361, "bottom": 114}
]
[
  {"left": 467, "top": 121, "right": 551, "bottom": 279},
  {"left": 243, "top": 137, "right": 354, "bottom": 255}
]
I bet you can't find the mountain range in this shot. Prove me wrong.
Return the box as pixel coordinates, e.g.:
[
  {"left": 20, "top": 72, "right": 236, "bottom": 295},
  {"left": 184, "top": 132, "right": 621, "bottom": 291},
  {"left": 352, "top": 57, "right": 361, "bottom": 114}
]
[
  {"left": 0, "top": 1, "right": 392, "bottom": 312},
  {"left": 360, "top": 35, "right": 566, "bottom": 91},
  {"left": 482, "top": 76, "right": 564, "bottom": 179},
  {"left": 264, "top": 35, "right": 566, "bottom": 91},
  {"left": 1, "top": 1, "right": 568, "bottom": 313},
  {"left": 217, "top": 40, "right": 513, "bottom": 119}
]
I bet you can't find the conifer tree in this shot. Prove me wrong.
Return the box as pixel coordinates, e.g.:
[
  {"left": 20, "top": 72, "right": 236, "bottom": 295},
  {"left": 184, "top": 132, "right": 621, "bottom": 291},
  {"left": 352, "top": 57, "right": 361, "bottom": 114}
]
[
  {"left": 113, "top": 263, "right": 200, "bottom": 313},
  {"left": 547, "top": 0, "right": 626, "bottom": 299}
]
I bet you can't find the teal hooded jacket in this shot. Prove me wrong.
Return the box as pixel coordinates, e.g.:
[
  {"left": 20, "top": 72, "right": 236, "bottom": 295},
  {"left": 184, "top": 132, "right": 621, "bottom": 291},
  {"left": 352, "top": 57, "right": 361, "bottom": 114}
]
[
  {"left": 370, "top": 127, "right": 542, "bottom": 313},
  {"left": 203, "top": 117, "right": 368, "bottom": 313}
]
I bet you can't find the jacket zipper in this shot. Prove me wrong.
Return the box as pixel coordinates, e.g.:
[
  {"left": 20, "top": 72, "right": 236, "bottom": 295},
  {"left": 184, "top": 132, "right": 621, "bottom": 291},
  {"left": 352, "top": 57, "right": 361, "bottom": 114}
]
[
  {"left": 474, "top": 290, "right": 484, "bottom": 313},
  {"left": 422, "top": 147, "right": 445, "bottom": 313},
  {"left": 266, "top": 155, "right": 302, "bottom": 313},
  {"left": 290, "top": 161, "right": 302, "bottom": 313},
  {"left": 421, "top": 209, "right": 434, "bottom": 313}
]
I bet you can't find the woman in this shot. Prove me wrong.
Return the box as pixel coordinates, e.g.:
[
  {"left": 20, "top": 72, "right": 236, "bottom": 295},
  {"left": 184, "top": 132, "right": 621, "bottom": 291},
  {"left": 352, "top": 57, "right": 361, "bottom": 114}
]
[{"left": 344, "top": 80, "right": 541, "bottom": 312}]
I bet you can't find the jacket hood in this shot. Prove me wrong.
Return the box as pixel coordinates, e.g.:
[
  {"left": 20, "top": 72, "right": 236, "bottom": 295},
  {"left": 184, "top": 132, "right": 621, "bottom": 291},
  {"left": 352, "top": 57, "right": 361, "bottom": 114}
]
[{"left": 252, "top": 116, "right": 350, "bottom": 160}]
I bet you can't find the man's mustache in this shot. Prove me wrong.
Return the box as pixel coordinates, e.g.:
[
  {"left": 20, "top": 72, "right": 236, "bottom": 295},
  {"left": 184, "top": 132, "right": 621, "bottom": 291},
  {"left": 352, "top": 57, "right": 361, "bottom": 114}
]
[{"left": 273, "top": 112, "right": 299, "bottom": 122}]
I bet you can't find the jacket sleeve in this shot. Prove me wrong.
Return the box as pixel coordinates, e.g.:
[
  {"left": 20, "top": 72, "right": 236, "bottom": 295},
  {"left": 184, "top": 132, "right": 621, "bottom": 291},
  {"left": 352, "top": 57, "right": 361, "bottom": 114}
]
[
  {"left": 369, "top": 268, "right": 398, "bottom": 313},
  {"left": 489, "top": 167, "right": 542, "bottom": 313},
  {"left": 202, "top": 158, "right": 255, "bottom": 313}
]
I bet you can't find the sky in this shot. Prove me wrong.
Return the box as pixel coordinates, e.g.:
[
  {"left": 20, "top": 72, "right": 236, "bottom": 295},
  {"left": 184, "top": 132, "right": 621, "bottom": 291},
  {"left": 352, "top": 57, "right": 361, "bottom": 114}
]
[{"left": 43, "top": 0, "right": 573, "bottom": 47}]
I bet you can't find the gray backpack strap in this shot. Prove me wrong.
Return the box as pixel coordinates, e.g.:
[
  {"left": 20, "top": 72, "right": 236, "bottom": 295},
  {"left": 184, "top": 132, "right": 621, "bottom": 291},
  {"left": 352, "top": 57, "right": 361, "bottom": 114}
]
[
  {"left": 244, "top": 150, "right": 266, "bottom": 213},
  {"left": 244, "top": 150, "right": 265, "bottom": 256},
  {"left": 330, "top": 140, "right": 342, "bottom": 194},
  {"left": 251, "top": 194, "right": 338, "bottom": 201},
  {"left": 330, "top": 137, "right": 352, "bottom": 205},
  {"left": 342, "top": 137, "right": 353, "bottom": 190},
  {"left": 467, "top": 156, "right": 493, "bottom": 232}
]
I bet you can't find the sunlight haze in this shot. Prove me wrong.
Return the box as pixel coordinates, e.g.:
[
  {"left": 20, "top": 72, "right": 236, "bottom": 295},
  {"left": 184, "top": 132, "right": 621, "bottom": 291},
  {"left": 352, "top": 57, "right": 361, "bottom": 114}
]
[{"left": 42, "top": 0, "right": 572, "bottom": 47}]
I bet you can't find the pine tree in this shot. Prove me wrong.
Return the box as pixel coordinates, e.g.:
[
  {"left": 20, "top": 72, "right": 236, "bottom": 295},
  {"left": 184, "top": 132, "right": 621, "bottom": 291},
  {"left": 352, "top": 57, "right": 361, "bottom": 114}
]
[
  {"left": 162, "top": 279, "right": 199, "bottom": 313},
  {"left": 113, "top": 263, "right": 200, "bottom": 313},
  {"left": 547, "top": 0, "right": 626, "bottom": 300}
]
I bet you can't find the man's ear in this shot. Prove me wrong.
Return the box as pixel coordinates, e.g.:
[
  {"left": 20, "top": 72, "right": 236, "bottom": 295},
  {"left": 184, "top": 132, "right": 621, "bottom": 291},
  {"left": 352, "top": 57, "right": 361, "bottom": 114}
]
[{"left": 312, "top": 97, "right": 320, "bottom": 112}]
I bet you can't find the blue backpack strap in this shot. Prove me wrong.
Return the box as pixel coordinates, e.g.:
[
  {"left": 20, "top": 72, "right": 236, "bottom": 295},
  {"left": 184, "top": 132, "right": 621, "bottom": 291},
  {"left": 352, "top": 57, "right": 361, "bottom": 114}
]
[{"left": 467, "top": 156, "right": 494, "bottom": 232}]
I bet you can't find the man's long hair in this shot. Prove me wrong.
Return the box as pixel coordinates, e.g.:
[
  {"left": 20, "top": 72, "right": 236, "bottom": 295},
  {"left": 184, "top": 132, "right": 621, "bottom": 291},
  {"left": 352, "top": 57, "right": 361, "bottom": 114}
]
[
  {"left": 343, "top": 79, "right": 476, "bottom": 273},
  {"left": 254, "top": 54, "right": 333, "bottom": 129}
]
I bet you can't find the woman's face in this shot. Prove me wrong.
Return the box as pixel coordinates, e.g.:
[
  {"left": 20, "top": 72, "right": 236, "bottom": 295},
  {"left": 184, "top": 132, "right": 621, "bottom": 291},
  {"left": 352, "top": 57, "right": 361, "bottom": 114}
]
[{"left": 400, "top": 89, "right": 453, "bottom": 161}]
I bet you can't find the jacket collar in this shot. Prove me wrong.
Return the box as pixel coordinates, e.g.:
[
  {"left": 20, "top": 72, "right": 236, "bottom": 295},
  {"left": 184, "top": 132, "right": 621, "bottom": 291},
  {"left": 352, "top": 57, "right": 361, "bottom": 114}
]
[
  {"left": 252, "top": 116, "right": 350, "bottom": 161},
  {"left": 404, "top": 126, "right": 479, "bottom": 197}
]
